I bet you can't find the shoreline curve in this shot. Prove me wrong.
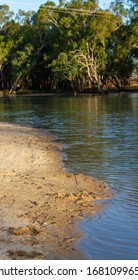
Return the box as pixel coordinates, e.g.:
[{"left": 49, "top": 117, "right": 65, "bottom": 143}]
[{"left": 0, "top": 122, "right": 111, "bottom": 259}]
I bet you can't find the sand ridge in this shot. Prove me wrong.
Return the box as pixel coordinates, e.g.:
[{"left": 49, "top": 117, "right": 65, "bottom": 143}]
[{"left": 0, "top": 122, "right": 111, "bottom": 259}]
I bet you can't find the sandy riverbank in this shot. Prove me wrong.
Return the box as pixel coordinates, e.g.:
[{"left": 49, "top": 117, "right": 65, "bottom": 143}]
[{"left": 0, "top": 123, "right": 111, "bottom": 259}]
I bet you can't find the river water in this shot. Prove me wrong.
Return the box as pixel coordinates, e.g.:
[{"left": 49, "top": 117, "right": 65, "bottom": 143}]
[{"left": 0, "top": 93, "right": 138, "bottom": 259}]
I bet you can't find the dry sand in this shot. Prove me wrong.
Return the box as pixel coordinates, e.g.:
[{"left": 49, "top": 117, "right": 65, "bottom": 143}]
[{"left": 0, "top": 122, "right": 111, "bottom": 260}]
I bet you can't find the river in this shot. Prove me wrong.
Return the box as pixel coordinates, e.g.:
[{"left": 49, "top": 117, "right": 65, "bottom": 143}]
[{"left": 0, "top": 93, "right": 138, "bottom": 259}]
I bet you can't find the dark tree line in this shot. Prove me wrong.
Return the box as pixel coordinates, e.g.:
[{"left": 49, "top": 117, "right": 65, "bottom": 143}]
[{"left": 0, "top": 0, "right": 137, "bottom": 94}]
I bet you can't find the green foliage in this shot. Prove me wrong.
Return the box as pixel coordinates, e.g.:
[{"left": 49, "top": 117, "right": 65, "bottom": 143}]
[
  {"left": 12, "top": 44, "right": 33, "bottom": 75},
  {"left": 0, "top": 4, "right": 14, "bottom": 30},
  {"left": 105, "top": 20, "right": 137, "bottom": 89},
  {"left": 0, "top": 1, "right": 137, "bottom": 93},
  {"left": 51, "top": 52, "right": 80, "bottom": 82}
]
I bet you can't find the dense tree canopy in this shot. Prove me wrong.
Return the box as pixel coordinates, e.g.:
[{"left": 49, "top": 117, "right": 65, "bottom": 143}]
[{"left": 0, "top": 0, "right": 137, "bottom": 94}]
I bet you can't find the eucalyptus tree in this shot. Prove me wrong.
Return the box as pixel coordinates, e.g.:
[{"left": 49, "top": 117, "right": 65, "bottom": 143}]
[
  {"left": 5, "top": 10, "right": 34, "bottom": 93},
  {"left": 34, "top": 1, "right": 85, "bottom": 90},
  {"left": 9, "top": 44, "right": 33, "bottom": 94},
  {"left": 37, "top": 0, "right": 120, "bottom": 92},
  {"left": 0, "top": 5, "right": 15, "bottom": 90},
  {"left": 0, "top": 4, "right": 14, "bottom": 31},
  {"left": 104, "top": 0, "right": 138, "bottom": 90},
  {"left": 0, "top": 32, "right": 13, "bottom": 89},
  {"left": 51, "top": 52, "right": 82, "bottom": 92},
  {"left": 71, "top": 10, "right": 122, "bottom": 92},
  {"left": 25, "top": 2, "right": 58, "bottom": 90}
]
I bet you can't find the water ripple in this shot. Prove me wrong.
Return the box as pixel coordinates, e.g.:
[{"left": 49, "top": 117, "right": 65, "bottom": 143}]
[{"left": 0, "top": 93, "right": 138, "bottom": 259}]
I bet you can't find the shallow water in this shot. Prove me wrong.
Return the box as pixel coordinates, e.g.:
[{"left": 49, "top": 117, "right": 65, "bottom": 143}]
[{"left": 0, "top": 93, "right": 138, "bottom": 259}]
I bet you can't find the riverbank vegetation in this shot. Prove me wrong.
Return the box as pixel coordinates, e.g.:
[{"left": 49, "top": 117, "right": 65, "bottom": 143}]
[{"left": 0, "top": 0, "right": 137, "bottom": 94}]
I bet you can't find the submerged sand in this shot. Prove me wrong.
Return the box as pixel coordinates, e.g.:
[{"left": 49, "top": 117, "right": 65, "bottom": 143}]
[{"left": 0, "top": 123, "right": 111, "bottom": 259}]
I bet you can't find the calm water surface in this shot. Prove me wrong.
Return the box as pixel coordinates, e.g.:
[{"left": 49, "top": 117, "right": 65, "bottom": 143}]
[{"left": 0, "top": 93, "right": 138, "bottom": 259}]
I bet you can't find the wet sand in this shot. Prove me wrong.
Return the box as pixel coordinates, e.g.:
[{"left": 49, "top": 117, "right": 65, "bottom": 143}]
[{"left": 0, "top": 123, "right": 111, "bottom": 259}]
